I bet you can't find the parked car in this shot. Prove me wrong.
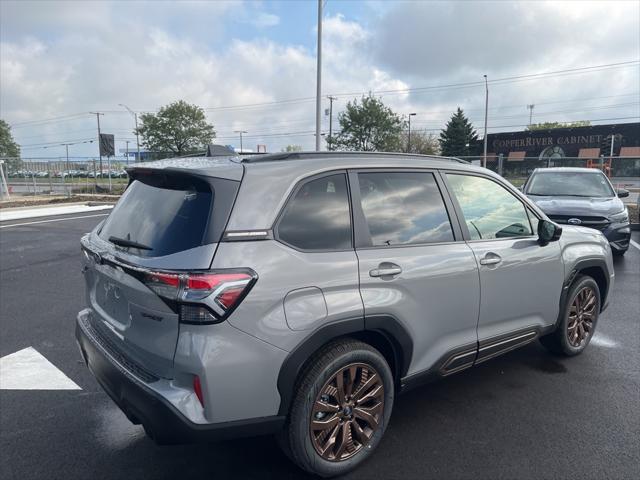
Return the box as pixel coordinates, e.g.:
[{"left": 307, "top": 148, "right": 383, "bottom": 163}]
[
  {"left": 522, "top": 167, "right": 631, "bottom": 256},
  {"left": 76, "top": 152, "right": 614, "bottom": 477}
]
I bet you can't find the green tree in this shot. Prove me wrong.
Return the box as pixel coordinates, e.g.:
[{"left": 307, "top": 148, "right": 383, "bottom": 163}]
[
  {"left": 401, "top": 129, "right": 440, "bottom": 155},
  {"left": 0, "top": 120, "right": 21, "bottom": 171},
  {"left": 526, "top": 121, "right": 591, "bottom": 131},
  {"left": 332, "top": 95, "right": 404, "bottom": 152},
  {"left": 136, "top": 100, "right": 215, "bottom": 157},
  {"left": 439, "top": 108, "right": 478, "bottom": 157},
  {"left": 282, "top": 144, "right": 303, "bottom": 152}
]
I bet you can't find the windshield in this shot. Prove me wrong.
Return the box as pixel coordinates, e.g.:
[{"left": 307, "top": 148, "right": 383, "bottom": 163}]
[
  {"left": 99, "top": 178, "right": 213, "bottom": 257},
  {"left": 526, "top": 171, "right": 614, "bottom": 197}
]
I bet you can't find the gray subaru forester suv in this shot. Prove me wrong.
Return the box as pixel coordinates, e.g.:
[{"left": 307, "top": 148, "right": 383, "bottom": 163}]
[{"left": 76, "top": 152, "right": 614, "bottom": 477}]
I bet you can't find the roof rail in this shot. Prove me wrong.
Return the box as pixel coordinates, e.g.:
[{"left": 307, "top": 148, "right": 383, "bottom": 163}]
[{"left": 239, "top": 151, "right": 469, "bottom": 164}]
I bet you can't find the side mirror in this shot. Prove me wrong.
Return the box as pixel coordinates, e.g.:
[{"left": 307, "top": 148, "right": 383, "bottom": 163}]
[
  {"left": 538, "top": 219, "right": 562, "bottom": 246},
  {"left": 617, "top": 188, "right": 629, "bottom": 198}
]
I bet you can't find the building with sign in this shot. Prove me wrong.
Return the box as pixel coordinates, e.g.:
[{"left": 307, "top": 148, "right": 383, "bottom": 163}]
[{"left": 484, "top": 122, "right": 640, "bottom": 177}]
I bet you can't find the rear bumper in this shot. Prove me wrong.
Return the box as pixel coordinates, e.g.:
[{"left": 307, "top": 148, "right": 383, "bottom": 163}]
[{"left": 75, "top": 311, "right": 284, "bottom": 445}]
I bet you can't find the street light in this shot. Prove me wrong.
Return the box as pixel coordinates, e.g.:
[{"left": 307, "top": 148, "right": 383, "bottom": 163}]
[
  {"left": 119, "top": 104, "right": 141, "bottom": 162},
  {"left": 407, "top": 113, "right": 417, "bottom": 153},
  {"left": 483, "top": 75, "right": 489, "bottom": 168},
  {"left": 234, "top": 130, "right": 248, "bottom": 153}
]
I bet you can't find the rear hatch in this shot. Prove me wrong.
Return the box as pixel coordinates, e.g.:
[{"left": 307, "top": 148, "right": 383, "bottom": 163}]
[{"left": 81, "top": 166, "right": 241, "bottom": 379}]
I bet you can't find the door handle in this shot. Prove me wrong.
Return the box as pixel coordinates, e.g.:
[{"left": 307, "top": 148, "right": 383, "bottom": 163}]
[
  {"left": 369, "top": 263, "right": 402, "bottom": 277},
  {"left": 479, "top": 253, "right": 502, "bottom": 266}
]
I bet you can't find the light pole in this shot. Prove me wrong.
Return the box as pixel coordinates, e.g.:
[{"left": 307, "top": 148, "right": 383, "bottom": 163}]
[
  {"left": 119, "top": 104, "right": 141, "bottom": 162},
  {"left": 315, "top": 0, "right": 323, "bottom": 151},
  {"left": 89, "top": 112, "right": 104, "bottom": 183},
  {"left": 125, "top": 140, "right": 130, "bottom": 166},
  {"left": 483, "top": 75, "right": 489, "bottom": 168},
  {"left": 407, "top": 113, "right": 416, "bottom": 153},
  {"left": 235, "top": 130, "right": 248, "bottom": 153}
]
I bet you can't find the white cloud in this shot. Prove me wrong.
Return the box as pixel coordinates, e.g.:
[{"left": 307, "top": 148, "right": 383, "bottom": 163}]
[{"left": 249, "top": 12, "right": 280, "bottom": 28}]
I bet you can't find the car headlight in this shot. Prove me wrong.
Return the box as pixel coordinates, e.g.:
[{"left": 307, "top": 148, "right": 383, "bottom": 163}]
[{"left": 608, "top": 209, "right": 629, "bottom": 224}]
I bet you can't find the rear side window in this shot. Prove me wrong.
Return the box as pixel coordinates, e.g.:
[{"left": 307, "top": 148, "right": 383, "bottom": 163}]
[
  {"left": 99, "top": 177, "right": 213, "bottom": 257},
  {"left": 277, "top": 173, "right": 352, "bottom": 251},
  {"left": 356, "top": 171, "right": 454, "bottom": 246}
]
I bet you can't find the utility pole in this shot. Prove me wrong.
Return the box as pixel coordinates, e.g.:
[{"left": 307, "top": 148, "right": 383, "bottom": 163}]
[
  {"left": 327, "top": 95, "right": 337, "bottom": 151},
  {"left": 527, "top": 104, "right": 535, "bottom": 127},
  {"left": 125, "top": 140, "right": 130, "bottom": 166},
  {"left": 315, "top": 0, "right": 323, "bottom": 151},
  {"left": 119, "top": 104, "right": 140, "bottom": 162},
  {"left": 483, "top": 75, "right": 489, "bottom": 168},
  {"left": 90, "top": 112, "right": 104, "bottom": 183},
  {"left": 407, "top": 112, "right": 417, "bottom": 153},
  {"left": 62, "top": 143, "right": 71, "bottom": 172},
  {"left": 235, "top": 130, "right": 247, "bottom": 153}
]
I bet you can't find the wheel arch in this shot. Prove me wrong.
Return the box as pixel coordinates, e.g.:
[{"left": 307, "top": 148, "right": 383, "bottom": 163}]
[
  {"left": 276, "top": 315, "right": 412, "bottom": 416},
  {"left": 563, "top": 258, "right": 610, "bottom": 314}
]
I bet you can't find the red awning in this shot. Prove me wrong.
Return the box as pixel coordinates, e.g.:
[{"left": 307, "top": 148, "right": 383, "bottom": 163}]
[
  {"left": 578, "top": 148, "right": 601, "bottom": 159},
  {"left": 619, "top": 146, "right": 640, "bottom": 157},
  {"left": 507, "top": 151, "right": 526, "bottom": 161}
]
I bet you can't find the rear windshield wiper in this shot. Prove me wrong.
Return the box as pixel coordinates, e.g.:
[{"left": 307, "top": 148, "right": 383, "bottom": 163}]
[{"left": 108, "top": 236, "right": 153, "bottom": 251}]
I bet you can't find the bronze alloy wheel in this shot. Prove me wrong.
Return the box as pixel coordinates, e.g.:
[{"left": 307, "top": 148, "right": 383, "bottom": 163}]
[
  {"left": 309, "top": 362, "right": 385, "bottom": 462},
  {"left": 567, "top": 286, "right": 597, "bottom": 347}
]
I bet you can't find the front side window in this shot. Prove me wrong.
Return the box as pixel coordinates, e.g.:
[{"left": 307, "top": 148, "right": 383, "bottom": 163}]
[
  {"left": 357, "top": 171, "right": 454, "bottom": 246},
  {"left": 277, "top": 174, "right": 352, "bottom": 250},
  {"left": 446, "top": 174, "right": 533, "bottom": 240}
]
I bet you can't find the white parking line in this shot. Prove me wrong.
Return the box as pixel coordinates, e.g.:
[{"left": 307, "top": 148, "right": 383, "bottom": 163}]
[
  {"left": 0, "top": 347, "right": 81, "bottom": 390},
  {"left": 630, "top": 239, "right": 640, "bottom": 251},
  {"left": 0, "top": 213, "right": 109, "bottom": 229}
]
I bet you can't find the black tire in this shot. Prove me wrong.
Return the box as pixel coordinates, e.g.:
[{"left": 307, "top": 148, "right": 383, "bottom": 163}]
[
  {"left": 540, "top": 274, "right": 600, "bottom": 356},
  {"left": 280, "top": 339, "right": 394, "bottom": 478},
  {"left": 612, "top": 249, "right": 626, "bottom": 257}
]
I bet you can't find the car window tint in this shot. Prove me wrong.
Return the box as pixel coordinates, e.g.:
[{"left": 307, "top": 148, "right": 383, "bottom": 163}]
[
  {"left": 99, "top": 178, "right": 212, "bottom": 257},
  {"left": 446, "top": 174, "right": 533, "bottom": 240},
  {"left": 357, "top": 172, "right": 454, "bottom": 246},
  {"left": 277, "top": 174, "right": 352, "bottom": 250}
]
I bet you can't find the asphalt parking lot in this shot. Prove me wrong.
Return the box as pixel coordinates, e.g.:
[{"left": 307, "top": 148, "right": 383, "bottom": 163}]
[{"left": 1, "top": 213, "right": 638, "bottom": 480}]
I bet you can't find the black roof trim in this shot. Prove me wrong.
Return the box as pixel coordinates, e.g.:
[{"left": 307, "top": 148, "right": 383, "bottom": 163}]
[{"left": 238, "top": 151, "right": 469, "bottom": 164}]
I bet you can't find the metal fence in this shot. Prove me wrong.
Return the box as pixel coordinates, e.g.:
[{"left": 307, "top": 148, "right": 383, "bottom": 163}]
[
  {"left": 457, "top": 155, "right": 640, "bottom": 183},
  {"left": 0, "top": 156, "right": 137, "bottom": 197},
  {"left": 2, "top": 154, "right": 639, "bottom": 198}
]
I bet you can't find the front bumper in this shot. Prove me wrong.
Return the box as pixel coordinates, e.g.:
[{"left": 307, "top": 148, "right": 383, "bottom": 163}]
[
  {"left": 603, "top": 224, "right": 631, "bottom": 252},
  {"left": 75, "top": 312, "right": 284, "bottom": 445}
]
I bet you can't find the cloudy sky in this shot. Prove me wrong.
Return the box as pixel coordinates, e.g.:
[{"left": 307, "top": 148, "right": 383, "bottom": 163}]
[{"left": 1, "top": 0, "right": 639, "bottom": 159}]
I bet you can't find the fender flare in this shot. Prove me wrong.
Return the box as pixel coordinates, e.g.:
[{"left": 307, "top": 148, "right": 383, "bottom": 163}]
[
  {"left": 275, "top": 315, "right": 413, "bottom": 416},
  {"left": 560, "top": 258, "right": 611, "bottom": 317}
]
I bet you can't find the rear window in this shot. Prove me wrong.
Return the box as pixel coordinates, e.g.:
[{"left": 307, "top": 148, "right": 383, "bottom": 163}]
[{"left": 99, "top": 177, "right": 213, "bottom": 257}]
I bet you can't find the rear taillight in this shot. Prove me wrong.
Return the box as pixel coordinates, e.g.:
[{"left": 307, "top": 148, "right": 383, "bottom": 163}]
[{"left": 143, "top": 269, "right": 257, "bottom": 324}]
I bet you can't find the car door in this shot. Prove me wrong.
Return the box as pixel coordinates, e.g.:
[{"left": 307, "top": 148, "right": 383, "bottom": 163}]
[
  {"left": 442, "top": 171, "right": 564, "bottom": 360},
  {"left": 350, "top": 169, "right": 480, "bottom": 378}
]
